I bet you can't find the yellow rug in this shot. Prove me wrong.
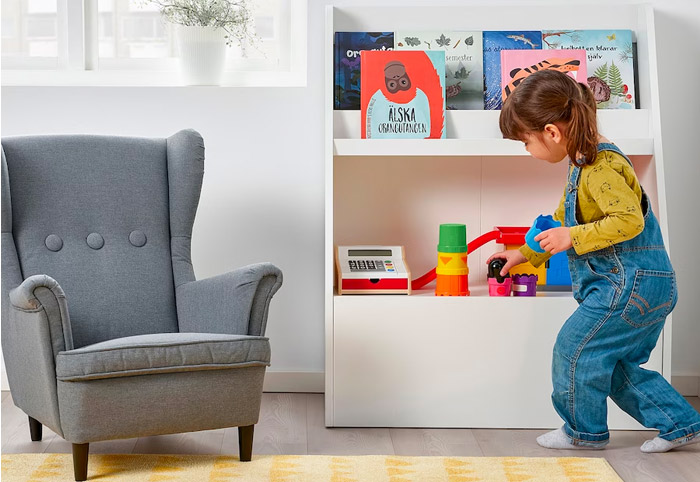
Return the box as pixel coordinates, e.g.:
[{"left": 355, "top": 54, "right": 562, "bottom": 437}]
[{"left": 1, "top": 454, "right": 622, "bottom": 481}]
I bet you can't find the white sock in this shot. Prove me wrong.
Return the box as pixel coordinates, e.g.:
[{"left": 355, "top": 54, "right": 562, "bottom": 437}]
[
  {"left": 641, "top": 434, "right": 700, "bottom": 453},
  {"left": 536, "top": 427, "right": 607, "bottom": 450}
]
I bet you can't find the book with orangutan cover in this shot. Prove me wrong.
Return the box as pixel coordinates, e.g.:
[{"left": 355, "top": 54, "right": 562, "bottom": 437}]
[{"left": 360, "top": 50, "right": 446, "bottom": 139}]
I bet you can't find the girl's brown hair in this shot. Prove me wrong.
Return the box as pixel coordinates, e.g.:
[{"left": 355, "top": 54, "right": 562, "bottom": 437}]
[{"left": 499, "top": 69, "right": 599, "bottom": 166}]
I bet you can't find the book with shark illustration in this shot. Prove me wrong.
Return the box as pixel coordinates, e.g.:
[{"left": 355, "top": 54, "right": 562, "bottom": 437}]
[
  {"left": 542, "top": 30, "right": 636, "bottom": 109},
  {"left": 334, "top": 32, "right": 394, "bottom": 110},
  {"left": 394, "top": 31, "right": 483, "bottom": 110},
  {"left": 361, "top": 50, "right": 446, "bottom": 139},
  {"left": 483, "top": 31, "right": 542, "bottom": 110},
  {"left": 500, "top": 49, "right": 587, "bottom": 101}
]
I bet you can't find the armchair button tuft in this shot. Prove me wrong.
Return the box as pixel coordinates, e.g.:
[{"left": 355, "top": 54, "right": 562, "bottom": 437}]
[
  {"left": 87, "top": 233, "right": 104, "bottom": 250},
  {"left": 129, "top": 230, "right": 147, "bottom": 247},
  {"left": 45, "top": 234, "right": 63, "bottom": 252}
]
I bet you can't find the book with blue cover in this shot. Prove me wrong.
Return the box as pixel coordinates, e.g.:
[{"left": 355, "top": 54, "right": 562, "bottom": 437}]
[
  {"left": 361, "top": 50, "right": 446, "bottom": 139},
  {"left": 334, "top": 32, "right": 394, "bottom": 110},
  {"left": 395, "top": 31, "right": 483, "bottom": 110},
  {"left": 543, "top": 29, "right": 636, "bottom": 109},
  {"left": 483, "top": 31, "right": 542, "bottom": 110}
]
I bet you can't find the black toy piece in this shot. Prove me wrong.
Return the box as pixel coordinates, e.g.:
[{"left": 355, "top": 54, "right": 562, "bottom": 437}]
[{"left": 487, "top": 258, "right": 510, "bottom": 283}]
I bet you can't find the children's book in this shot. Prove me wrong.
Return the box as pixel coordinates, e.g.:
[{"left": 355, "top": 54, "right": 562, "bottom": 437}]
[
  {"left": 542, "top": 30, "right": 636, "bottom": 109},
  {"left": 500, "top": 49, "right": 587, "bottom": 101},
  {"left": 360, "top": 50, "right": 446, "bottom": 139},
  {"left": 483, "top": 31, "right": 542, "bottom": 110},
  {"left": 394, "top": 31, "right": 483, "bottom": 110},
  {"left": 334, "top": 32, "right": 394, "bottom": 110}
]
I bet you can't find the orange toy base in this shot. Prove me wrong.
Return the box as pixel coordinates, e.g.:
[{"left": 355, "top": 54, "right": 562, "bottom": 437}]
[{"left": 435, "top": 274, "right": 470, "bottom": 296}]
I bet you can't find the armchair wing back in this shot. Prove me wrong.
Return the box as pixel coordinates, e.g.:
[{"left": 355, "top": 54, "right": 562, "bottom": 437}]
[{"left": 1, "top": 131, "right": 207, "bottom": 348}]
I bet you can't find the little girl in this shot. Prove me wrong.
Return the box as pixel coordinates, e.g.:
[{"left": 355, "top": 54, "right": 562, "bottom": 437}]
[{"left": 488, "top": 69, "right": 700, "bottom": 452}]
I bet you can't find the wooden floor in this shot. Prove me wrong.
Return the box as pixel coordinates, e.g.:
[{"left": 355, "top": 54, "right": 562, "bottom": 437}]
[{"left": 2, "top": 391, "right": 699, "bottom": 481}]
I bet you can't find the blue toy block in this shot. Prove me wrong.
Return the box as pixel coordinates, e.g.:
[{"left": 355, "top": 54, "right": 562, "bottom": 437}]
[{"left": 546, "top": 251, "right": 571, "bottom": 286}]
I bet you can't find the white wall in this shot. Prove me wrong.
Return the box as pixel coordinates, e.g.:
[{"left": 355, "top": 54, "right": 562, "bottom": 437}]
[
  {"left": 651, "top": 1, "right": 700, "bottom": 391},
  {"left": 1, "top": 0, "right": 699, "bottom": 392}
]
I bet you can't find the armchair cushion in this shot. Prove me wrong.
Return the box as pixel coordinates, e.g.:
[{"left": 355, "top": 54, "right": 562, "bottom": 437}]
[{"left": 55, "top": 332, "right": 270, "bottom": 382}]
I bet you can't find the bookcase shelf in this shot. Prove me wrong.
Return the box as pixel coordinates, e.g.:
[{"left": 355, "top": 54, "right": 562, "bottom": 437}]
[
  {"left": 325, "top": 4, "right": 670, "bottom": 429},
  {"left": 333, "top": 109, "right": 654, "bottom": 156},
  {"left": 334, "top": 138, "right": 653, "bottom": 157}
]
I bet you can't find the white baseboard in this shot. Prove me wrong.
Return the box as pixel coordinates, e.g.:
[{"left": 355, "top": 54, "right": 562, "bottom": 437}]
[
  {"left": 263, "top": 371, "right": 324, "bottom": 393},
  {"left": 672, "top": 376, "right": 700, "bottom": 397}
]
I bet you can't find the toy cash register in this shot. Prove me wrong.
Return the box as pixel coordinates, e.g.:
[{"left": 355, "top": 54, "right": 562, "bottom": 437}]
[{"left": 335, "top": 245, "right": 411, "bottom": 295}]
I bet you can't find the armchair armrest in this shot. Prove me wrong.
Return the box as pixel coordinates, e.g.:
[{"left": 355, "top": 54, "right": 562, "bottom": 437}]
[
  {"left": 176, "top": 262, "right": 282, "bottom": 336},
  {"left": 3, "top": 274, "right": 74, "bottom": 436},
  {"left": 9, "top": 275, "right": 74, "bottom": 354}
]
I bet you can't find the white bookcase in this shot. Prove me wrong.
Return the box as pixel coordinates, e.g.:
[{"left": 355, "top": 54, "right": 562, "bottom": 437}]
[{"left": 324, "top": 4, "right": 670, "bottom": 428}]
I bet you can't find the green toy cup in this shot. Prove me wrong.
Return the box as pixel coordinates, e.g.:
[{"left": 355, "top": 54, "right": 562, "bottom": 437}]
[{"left": 437, "top": 224, "right": 467, "bottom": 253}]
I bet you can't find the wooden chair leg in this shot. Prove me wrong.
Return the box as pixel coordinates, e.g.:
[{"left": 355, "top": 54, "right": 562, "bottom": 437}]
[
  {"left": 72, "top": 443, "right": 89, "bottom": 481},
  {"left": 238, "top": 425, "right": 254, "bottom": 462},
  {"left": 28, "top": 416, "right": 42, "bottom": 441}
]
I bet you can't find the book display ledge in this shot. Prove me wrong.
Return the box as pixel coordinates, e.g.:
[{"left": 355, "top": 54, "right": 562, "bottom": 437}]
[{"left": 324, "top": 4, "right": 669, "bottom": 428}]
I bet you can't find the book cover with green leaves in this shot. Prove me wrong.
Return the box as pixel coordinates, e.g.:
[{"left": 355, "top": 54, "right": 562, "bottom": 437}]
[
  {"left": 543, "top": 30, "right": 636, "bottom": 109},
  {"left": 395, "top": 31, "right": 483, "bottom": 110}
]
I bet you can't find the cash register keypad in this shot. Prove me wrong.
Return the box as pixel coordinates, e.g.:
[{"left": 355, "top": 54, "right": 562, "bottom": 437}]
[{"left": 348, "top": 259, "right": 387, "bottom": 272}]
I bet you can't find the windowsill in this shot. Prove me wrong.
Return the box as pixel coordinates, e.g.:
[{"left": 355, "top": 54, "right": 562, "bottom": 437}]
[{"left": 1, "top": 69, "right": 307, "bottom": 87}]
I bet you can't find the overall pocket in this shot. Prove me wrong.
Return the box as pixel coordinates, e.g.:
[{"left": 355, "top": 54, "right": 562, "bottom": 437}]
[
  {"left": 585, "top": 254, "right": 623, "bottom": 289},
  {"left": 622, "top": 270, "right": 676, "bottom": 327},
  {"left": 581, "top": 254, "right": 623, "bottom": 307}
]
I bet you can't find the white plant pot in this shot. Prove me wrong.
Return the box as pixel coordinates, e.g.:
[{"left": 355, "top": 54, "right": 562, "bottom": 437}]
[{"left": 176, "top": 25, "right": 227, "bottom": 86}]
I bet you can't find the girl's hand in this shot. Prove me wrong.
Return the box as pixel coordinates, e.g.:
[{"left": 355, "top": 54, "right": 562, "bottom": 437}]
[
  {"left": 535, "top": 227, "right": 572, "bottom": 255},
  {"left": 486, "top": 249, "right": 528, "bottom": 277}
]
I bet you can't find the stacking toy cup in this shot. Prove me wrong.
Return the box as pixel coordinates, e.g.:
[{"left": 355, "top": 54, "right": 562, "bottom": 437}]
[
  {"left": 487, "top": 258, "right": 512, "bottom": 296},
  {"left": 512, "top": 274, "right": 538, "bottom": 296},
  {"left": 435, "top": 224, "right": 469, "bottom": 296},
  {"left": 525, "top": 215, "right": 561, "bottom": 253}
]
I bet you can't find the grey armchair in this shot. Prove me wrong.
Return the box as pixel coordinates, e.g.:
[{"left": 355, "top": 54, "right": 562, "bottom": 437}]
[{"left": 1, "top": 130, "right": 282, "bottom": 481}]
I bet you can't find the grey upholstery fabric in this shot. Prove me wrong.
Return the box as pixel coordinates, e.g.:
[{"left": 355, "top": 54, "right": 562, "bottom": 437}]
[
  {"left": 1, "top": 148, "right": 24, "bottom": 349},
  {"left": 56, "top": 332, "right": 270, "bottom": 381},
  {"left": 5, "top": 277, "right": 72, "bottom": 436},
  {"left": 2, "top": 134, "right": 178, "bottom": 348},
  {"left": 167, "top": 130, "right": 204, "bottom": 288},
  {"left": 10, "top": 275, "right": 75, "bottom": 354},
  {"left": 177, "top": 263, "right": 283, "bottom": 335},
  {"left": 1, "top": 130, "right": 283, "bottom": 447},
  {"left": 58, "top": 367, "right": 266, "bottom": 444}
]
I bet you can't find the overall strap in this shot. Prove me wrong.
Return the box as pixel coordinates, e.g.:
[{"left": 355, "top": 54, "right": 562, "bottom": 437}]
[{"left": 564, "top": 161, "right": 582, "bottom": 227}]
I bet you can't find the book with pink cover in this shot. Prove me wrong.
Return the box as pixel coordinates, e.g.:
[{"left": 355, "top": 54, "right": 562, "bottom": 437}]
[{"left": 500, "top": 49, "right": 587, "bottom": 101}]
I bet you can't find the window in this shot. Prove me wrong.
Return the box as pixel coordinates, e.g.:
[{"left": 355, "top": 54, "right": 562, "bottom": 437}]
[
  {"left": 2, "top": 0, "right": 307, "bottom": 86},
  {"left": 2, "top": 0, "right": 60, "bottom": 68}
]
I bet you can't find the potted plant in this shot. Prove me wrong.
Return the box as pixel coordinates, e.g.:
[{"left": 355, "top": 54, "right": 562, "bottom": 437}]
[{"left": 142, "top": 0, "right": 256, "bottom": 85}]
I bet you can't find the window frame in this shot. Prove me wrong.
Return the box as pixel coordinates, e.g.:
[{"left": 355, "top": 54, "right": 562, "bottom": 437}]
[{"left": 1, "top": 0, "right": 307, "bottom": 87}]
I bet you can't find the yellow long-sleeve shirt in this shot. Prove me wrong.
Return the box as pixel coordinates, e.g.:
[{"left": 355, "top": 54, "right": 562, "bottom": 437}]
[{"left": 521, "top": 148, "right": 645, "bottom": 268}]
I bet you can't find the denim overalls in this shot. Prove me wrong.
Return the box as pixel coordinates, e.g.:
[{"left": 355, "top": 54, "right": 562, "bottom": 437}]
[{"left": 553, "top": 142, "right": 700, "bottom": 446}]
